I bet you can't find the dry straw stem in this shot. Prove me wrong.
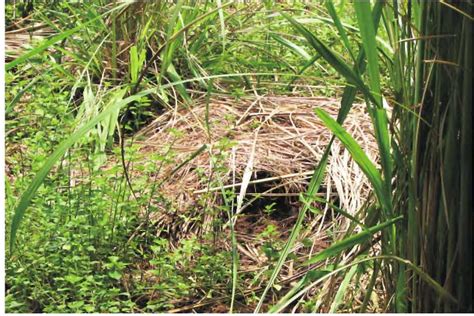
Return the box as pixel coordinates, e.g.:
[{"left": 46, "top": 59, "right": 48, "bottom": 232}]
[{"left": 135, "top": 94, "right": 379, "bottom": 239}]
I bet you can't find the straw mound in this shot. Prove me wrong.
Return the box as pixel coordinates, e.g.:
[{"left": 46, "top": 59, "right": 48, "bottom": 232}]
[{"left": 135, "top": 95, "right": 378, "bottom": 239}]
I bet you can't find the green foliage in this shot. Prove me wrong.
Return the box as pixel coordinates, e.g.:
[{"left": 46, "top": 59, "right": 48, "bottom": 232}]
[
  {"left": 5, "top": 170, "right": 139, "bottom": 312},
  {"left": 9, "top": 87, "right": 154, "bottom": 252},
  {"left": 5, "top": 0, "right": 471, "bottom": 313},
  {"left": 145, "top": 237, "right": 230, "bottom": 311}
]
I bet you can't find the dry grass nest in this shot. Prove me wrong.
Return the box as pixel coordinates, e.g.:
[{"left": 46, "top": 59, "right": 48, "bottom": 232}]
[
  {"left": 127, "top": 94, "right": 381, "bottom": 312},
  {"left": 134, "top": 94, "right": 378, "bottom": 240}
]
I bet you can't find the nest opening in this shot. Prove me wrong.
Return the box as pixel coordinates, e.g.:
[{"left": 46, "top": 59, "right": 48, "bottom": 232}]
[{"left": 243, "top": 171, "right": 298, "bottom": 221}]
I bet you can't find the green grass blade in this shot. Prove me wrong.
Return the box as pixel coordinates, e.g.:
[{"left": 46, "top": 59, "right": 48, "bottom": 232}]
[
  {"left": 373, "top": 108, "right": 393, "bottom": 208},
  {"left": 267, "top": 267, "right": 334, "bottom": 313},
  {"left": 268, "top": 278, "right": 306, "bottom": 313},
  {"left": 354, "top": 2, "right": 393, "bottom": 214},
  {"left": 395, "top": 263, "right": 408, "bottom": 312},
  {"left": 133, "top": 1, "right": 232, "bottom": 92},
  {"left": 254, "top": 198, "right": 309, "bottom": 313},
  {"left": 337, "top": 0, "right": 383, "bottom": 122},
  {"left": 314, "top": 108, "right": 387, "bottom": 209},
  {"left": 304, "top": 195, "right": 366, "bottom": 228},
  {"left": 304, "top": 216, "right": 403, "bottom": 266},
  {"left": 159, "top": 0, "right": 185, "bottom": 83},
  {"left": 7, "top": 28, "right": 83, "bottom": 71},
  {"left": 325, "top": 0, "right": 357, "bottom": 64},
  {"left": 166, "top": 63, "right": 192, "bottom": 103},
  {"left": 329, "top": 264, "right": 358, "bottom": 312},
  {"left": 360, "top": 260, "right": 379, "bottom": 312},
  {"left": 354, "top": 1, "right": 382, "bottom": 106},
  {"left": 271, "top": 33, "right": 311, "bottom": 61},
  {"left": 219, "top": 180, "right": 238, "bottom": 313}
]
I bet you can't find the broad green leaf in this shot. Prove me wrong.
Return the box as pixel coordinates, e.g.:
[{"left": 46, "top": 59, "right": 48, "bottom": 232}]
[
  {"left": 108, "top": 271, "right": 122, "bottom": 280},
  {"left": 64, "top": 275, "right": 83, "bottom": 284}
]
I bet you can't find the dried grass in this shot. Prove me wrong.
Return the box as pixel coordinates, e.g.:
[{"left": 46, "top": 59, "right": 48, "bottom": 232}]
[{"left": 134, "top": 94, "right": 378, "bottom": 239}]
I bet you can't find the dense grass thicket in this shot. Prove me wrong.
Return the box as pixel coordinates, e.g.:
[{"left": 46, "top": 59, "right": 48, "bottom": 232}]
[{"left": 4, "top": 1, "right": 472, "bottom": 313}]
